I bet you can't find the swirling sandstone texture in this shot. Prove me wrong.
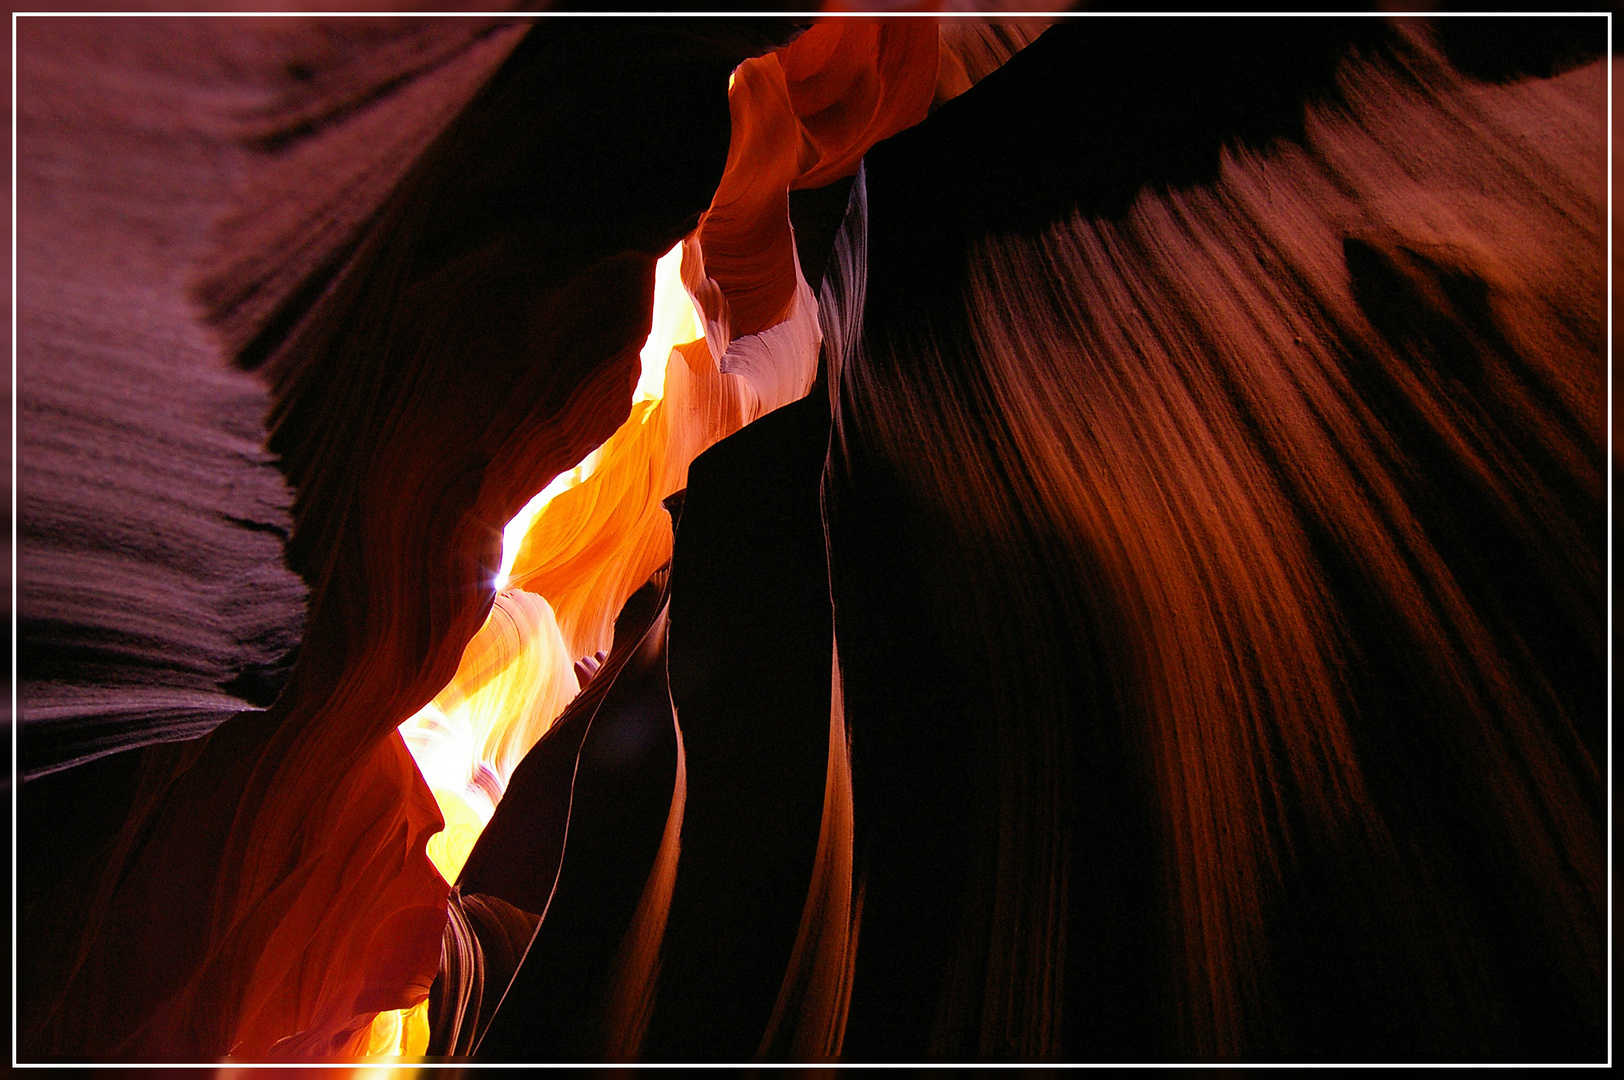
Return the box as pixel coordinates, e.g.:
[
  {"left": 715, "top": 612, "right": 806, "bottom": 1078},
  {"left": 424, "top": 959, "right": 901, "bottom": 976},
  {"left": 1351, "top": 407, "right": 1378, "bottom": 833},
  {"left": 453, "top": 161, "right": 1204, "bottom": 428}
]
[
  {"left": 821, "top": 20, "right": 1605, "bottom": 1061},
  {"left": 14, "top": 13, "right": 1607, "bottom": 1065},
  {"left": 20, "top": 17, "right": 790, "bottom": 1060}
]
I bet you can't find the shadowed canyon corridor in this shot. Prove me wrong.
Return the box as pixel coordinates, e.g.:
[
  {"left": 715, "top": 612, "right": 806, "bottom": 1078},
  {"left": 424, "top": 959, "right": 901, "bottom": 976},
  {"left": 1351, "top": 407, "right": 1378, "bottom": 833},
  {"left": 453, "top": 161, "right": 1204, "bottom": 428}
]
[{"left": 11, "top": 12, "right": 1610, "bottom": 1065}]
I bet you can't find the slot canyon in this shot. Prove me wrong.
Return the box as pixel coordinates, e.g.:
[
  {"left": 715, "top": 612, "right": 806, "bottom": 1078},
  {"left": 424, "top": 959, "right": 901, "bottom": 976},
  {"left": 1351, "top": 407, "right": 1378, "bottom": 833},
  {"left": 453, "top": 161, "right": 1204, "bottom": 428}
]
[{"left": 10, "top": 11, "right": 1610, "bottom": 1065}]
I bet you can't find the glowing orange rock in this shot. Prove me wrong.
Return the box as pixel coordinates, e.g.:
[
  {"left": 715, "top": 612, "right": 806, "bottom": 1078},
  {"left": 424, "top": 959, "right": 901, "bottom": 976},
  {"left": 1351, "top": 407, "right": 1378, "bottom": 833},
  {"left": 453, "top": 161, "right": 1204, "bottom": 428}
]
[
  {"left": 507, "top": 240, "right": 822, "bottom": 663},
  {"left": 24, "top": 22, "right": 759, "bottom": 1063},
  {"left": 697, "top": 20, "right": 938, "bottom": 340}
]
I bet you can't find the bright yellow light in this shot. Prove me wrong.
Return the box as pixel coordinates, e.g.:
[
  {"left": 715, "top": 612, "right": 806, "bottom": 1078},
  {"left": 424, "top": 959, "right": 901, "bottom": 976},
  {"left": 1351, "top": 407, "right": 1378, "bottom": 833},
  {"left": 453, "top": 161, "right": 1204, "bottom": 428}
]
[
  {"left": 362, "top": 1009, "right": 400, "bottom": 1058},
  {"left": 388, "top": 243, "right": 714, "bottom": 1062},
  {"left": 359, "top": 997, "right": 430, "bottom": 1061},
  {"left": 493, "top": 447, "right": 603, "bottom": 592},
  {"left": 399, "top": 591, "right": 579, "bottom": 884},
  {"left": 424, "top": 787, "right": 487, "bottom": 884},
  {"left": 492, "top": 240, "right": 701, "bottom": 591},
  {"left": 637, "top": 240, "right": 705, "bottom": 403}
]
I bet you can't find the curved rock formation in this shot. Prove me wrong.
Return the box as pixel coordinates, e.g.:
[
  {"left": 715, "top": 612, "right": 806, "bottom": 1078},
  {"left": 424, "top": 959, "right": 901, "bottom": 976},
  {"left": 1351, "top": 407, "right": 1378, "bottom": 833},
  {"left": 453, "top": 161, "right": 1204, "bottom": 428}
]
[
  {"left": 21, "top": 18, "right": 789, "bottom": 1061},
  {"left": 824, "top": 19, "right": 1605, "bottom": 1061},
  {"left": 14, "top": 12, "right": 1608, "bottom": 1067}
]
